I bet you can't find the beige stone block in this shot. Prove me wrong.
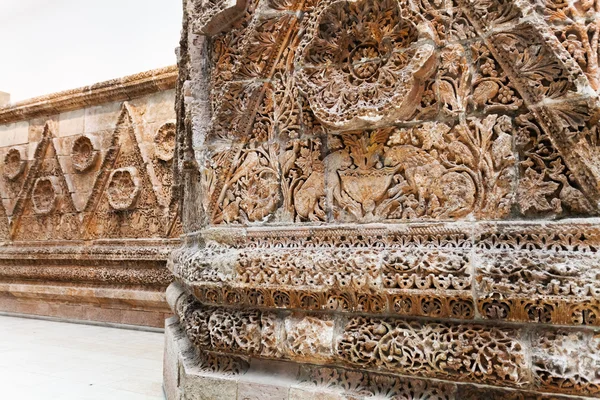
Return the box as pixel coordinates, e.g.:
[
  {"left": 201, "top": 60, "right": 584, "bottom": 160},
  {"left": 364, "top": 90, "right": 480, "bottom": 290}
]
[
  {"left": 53, "top": 137, "right": 71, "bottom": 156},
  {"left": 0, "top": 91, "right": 9, "bottom": 106},
  {"left": 131, "top": 89, "right": 176, "bottom": 124},
  {"left": 289, "top": 388, "right": 347, "bottom": 400},
  {"left": 28, "top": 116, "right": 57, "bottom": 142},
  {"left": 0, "top": 121, "right": 29, "bottom": 147},
  {"left": 164, "top": 319, "right": 182, "bottom": 400},
  {"left": 181, "top": 371, "right": 238, "bottom": 400},
  {"left": 84, "top": 101, "right": 121, "bottom": 134},
  {"left": 237, "top": 382, "right": 289, "bottom": 399},
  {"left": 58, "top": 109, "right": 85, "bottom": 137},
  {"left": 27, "top": 141, "right": 39, "bottom": 160}
]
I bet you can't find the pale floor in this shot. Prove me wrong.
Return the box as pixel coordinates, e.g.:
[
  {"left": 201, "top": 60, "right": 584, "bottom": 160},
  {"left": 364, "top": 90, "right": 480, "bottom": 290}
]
[{"left": 0, "top": 315, "right": 165, "bottom": 400}]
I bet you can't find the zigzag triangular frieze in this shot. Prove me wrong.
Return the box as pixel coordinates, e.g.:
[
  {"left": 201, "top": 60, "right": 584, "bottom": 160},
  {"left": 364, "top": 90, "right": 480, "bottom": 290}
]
[
  {"left": 10, "top": 122, "right": 80, "bottom": 241},
  {"left": 83, "top": 103, "right": 166, "bottom": 239}
]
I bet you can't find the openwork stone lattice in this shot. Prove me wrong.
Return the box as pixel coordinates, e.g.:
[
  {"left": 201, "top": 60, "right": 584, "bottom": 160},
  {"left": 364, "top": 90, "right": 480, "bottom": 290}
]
[{"left": 167, "top": 0, "right": 600, "bottom": 396}]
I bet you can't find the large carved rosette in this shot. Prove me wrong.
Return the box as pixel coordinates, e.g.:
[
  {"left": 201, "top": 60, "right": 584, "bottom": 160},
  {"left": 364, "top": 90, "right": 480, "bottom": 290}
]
[{"left": 296, "top": 0, "right": 437, "bottom": 130}]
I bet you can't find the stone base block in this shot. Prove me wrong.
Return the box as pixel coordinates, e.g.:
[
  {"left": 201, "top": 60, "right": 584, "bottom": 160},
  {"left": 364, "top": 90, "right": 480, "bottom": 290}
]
[{"left": 0, "top": 284, "right": 170, "bottom": 327}]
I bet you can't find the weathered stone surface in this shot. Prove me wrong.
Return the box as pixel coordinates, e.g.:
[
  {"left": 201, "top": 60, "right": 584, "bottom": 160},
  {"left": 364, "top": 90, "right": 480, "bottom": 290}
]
[
  {"left": 0, "top": 68, "right": 179, "bottom": 327},
  {"left": 166, "top": 0, "right": 600, "bottom": 396}
]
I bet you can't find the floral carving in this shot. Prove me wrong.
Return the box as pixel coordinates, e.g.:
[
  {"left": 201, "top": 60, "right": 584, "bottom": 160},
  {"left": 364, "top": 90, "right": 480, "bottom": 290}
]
[
  {"left": 71, "top": 135, "right": 98, "bottom": 173},
  {"left": 204, "top": 142, "right": 281, "bottom": 224},
  {"left": 106, "top": 167, "right": 141, "bottom": 210},
  {"left": 327, "top": 115, "right": 514, "bottom": 221},
  {"left": 297, "top": 0, "right": 437, "bottom": 129},
  {"left": 532, "top": 330, "right": 600, "bottom": 396},
  {"left": 337, "top": 317, "right": 526, "bottom": 384},
  {"left": 154, "top": 121, "right": 176, "bottom": 162},
  {"left": 3, "top": 148, "right": 26, "bottom": 180},
  {"left": 32, "top": 177, "right": 59, "bottom": 215}
]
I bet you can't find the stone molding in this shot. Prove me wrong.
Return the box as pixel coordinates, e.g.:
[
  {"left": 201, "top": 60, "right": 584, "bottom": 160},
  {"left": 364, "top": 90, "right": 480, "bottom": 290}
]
[
  {"left": 167, "top": 284, "right": 600, "bottom": 398},
  {"left": 0, "top": 66, "right": 177, "bottom": 124},
  {"left": 169, "top": 221, "right": 600, "bottom": 327}
]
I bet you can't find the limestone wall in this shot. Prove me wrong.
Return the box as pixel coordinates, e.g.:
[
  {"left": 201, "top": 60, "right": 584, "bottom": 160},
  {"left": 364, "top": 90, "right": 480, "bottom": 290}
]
[{"left": 0, "top": 67, "right": 179, "bottom": 327}]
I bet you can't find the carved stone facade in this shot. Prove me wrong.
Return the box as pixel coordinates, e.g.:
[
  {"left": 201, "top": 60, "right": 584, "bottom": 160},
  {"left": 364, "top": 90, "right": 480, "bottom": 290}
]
[
  {"left": 0, "top": 67, "right": 179, "bottom": 327},
  {"left": 166, "top": 0, "right": 600, "bottom": 397}
]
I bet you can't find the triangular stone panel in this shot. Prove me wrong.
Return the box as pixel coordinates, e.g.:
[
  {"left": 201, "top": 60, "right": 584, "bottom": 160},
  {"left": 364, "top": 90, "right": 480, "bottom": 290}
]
[
  {"left": 83, "top": 103, "right": 166, "bottom": 239},
  {"left": 11, "top": 122, "right": 80, "bottom": 241}
]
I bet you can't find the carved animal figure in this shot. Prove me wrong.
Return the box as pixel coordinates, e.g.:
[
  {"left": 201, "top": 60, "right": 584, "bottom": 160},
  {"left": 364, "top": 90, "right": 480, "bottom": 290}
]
[{"left": 294, "top": 171, "right": 325, "bottom": 221}]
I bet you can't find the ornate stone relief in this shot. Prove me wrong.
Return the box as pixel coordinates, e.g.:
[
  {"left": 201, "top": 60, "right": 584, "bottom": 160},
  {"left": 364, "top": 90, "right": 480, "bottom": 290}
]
[
  {"left": 171, "top": 284, "right": 600, "bottom": 395},
  {"left": 170, "top": 0, "right": 600, "bottom": 396},
  {"left": 31, "top": 177, "right": 60, "bottom": 215},
  {"left": 10, "top": 123, "right": 80, "bottom": 241},
  {"left": 154, "top": 121, "right": 176, "bottom": 162},
  {"left": 107, "top": 167, "right": 141, "bottom": 210},
  {"left": 296, "top": 0, "right": 437, "bottom": 130},
  {"left": 70, "top": 135, "right": 98, "bottom": 173},
  {"left": 3, "top": 148, "right": 25, "bottom": 180},
  {"left": 83, "top": 104, "right": 171, "bottom": 239}
]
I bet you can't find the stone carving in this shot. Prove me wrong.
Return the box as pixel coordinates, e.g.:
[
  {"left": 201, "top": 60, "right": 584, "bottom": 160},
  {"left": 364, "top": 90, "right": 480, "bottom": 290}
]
[
  {"left": 190, "top": 0, "right": 248, "bottom": 35},
  {"left": 298, "top": 365, "right": 456, "bottom": 399},
  {"left": 84, "top": 104, "right": 169, "bottom": 239},
  {"left": 11, "top": 123, "right": 80, "bottom": 241},
  {"left": 71, "top": 135, "right": 98, "bottom": 173},
  {"left": 296, "top": 0, "right": 437, "bottom": 129},
  {"left": 154, "top": 121, "right": 176, "bottom": 162},
  {"left": 107, "top": 167, "right": 141, "bottom": 210},
  {"left": 337, "top": 316, "right": 525, "bottom": 385},
  {"left": 168, "top": 0, "right": 600, "bottom": 396},
  {"left": 0, "top": 68, "right": 179, "bottom": 328},
  {"left": 3, "top": 148, "right": 25, "bottom": 180},
  {"left": 532, "top": 330, "right": 600, "bottom": 396},
  {"left": 31, "top": 177, "right": 59, "bottom": 215}
]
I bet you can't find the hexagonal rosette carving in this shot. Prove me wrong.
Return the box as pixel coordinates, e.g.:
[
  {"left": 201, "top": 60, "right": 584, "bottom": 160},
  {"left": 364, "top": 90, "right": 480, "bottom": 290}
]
[
  {"left": 154, "top": 121, "right": 176, "bottom": 162},
  {"left": 4, "top": 148, "right": 26, "bottom": 181},
  {"left": 32, "top": 176, "right": 61, "bottom": 215},
  {"left": 71, "top": 135, "right": 99, "bottom": 173},
  {"left": 107, "top": 167, "right": 141, "bottom": 210},
  {"left": 296, "top": 0, "right": 437, "bottom": 130}
]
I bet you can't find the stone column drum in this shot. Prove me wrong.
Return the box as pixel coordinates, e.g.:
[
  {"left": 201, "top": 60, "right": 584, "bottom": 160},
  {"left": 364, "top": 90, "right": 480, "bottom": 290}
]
[{"left": 164, "top": 0, "right": 600, "bottom": 398}]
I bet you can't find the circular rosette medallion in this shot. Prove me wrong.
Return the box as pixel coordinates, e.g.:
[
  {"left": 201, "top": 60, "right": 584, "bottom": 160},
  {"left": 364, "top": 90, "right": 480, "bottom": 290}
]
[
  {"left": 32, "top": 177, "right": 60, "bottom": 215},
  {"left": 71, "top": 135, "right": 98, "bottom": 173},
  {"left": 107, "top": 167, "right": 141, "bottom": 210},
  {"left": 296, "top": 0, "right": 437, "bottom": 130},
  {"left": 4, "top": 148, "right": 26, "bottom": 180},
  {"left": 154, "top": 121, "right": 176, "bottom": 162}
]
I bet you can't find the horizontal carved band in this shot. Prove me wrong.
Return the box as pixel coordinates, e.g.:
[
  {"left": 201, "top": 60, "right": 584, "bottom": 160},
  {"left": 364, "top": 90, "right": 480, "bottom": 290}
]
[
  {"left": 0, "top": 265, "right": 171, "bottom": 286},
  {"left": 170, "top": 325, "right": 594, "bottom": 399},
  {"left": 0, "top": 66, "right": 177, "bottom": 124},
  {"left": 169, "top": 283, "right": 600, "bottom": 396},
  {"left": 170, "top": 222, "right": 600, "bottom": 326}
]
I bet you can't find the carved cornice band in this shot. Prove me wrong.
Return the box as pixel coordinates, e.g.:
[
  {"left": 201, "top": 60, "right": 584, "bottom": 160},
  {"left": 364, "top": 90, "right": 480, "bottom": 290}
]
[{"left": 0, "top": 66, "right": 177, "bottom": 124}]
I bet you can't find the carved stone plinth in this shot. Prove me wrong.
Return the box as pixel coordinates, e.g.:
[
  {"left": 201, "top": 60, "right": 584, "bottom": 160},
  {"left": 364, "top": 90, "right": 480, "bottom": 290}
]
[{"left": 167, "top": 0, "right": 600, "bottom": 396}]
